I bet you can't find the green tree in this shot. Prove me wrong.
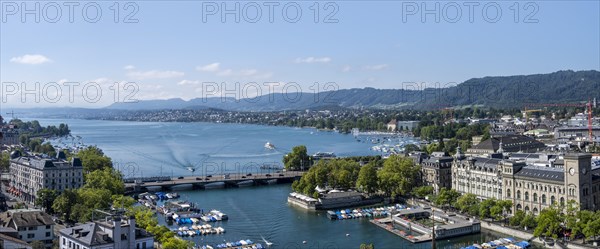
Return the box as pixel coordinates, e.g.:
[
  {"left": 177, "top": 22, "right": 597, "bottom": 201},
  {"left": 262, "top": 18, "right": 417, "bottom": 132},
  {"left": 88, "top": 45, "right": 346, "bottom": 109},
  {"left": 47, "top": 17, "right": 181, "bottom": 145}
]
[
  {"left": 30, "top": 240, "right": 45, "bottom": 249},
  {"left": 534, "top": 206, "right": 563, "bottom": 239},
  {"left": 283, "top": 145, "right": 310, "bottom": 171},
  {"left": 377, "top": 155, "right": 420, "bottom": 199},
  {"left": 569, "top": 210, "right": 594, "bottom": 240},
  {"left": 521, "top": 213, "right": 537, "bottom": 230},
  {"left": 455, "top": 193, "right": 480, "bottom": 216},
  {"left": 76, "top": 146, "right": 113, "bottom": 174},
  {"left": 359, "top": 243, "right": 374, "bottom": 249},
  {"left": 412, "top": 186, "right": 434, "bottom": 199},
  {"left": 84, "top": 168, "right": 125, "bottom": 195},
  {"left": 35, "top": 189, "right": 58, "bottom": 213},
  {"left": 52, "top": 189, "right": 78, "bottom": 221},
  {"left": 162, "top": 237, "right": 193, "bottom": 249},
  {"left": 0, "top": 152, "right": 9, "bottom": 171},
  {"left": 356, "top": 163, "right": 378, "bottom": 194},
  {"left": 112, "top": 195, "right": 136, "bottom": 210},
  {"left": 433, "top": 188, "right": 460, "bottom": 208},
  {"left": 583, "top": 211, "right": 600, "bottom": 241},
  {"left": 509, "top": 210, "right": 525, "bottom": 227}
]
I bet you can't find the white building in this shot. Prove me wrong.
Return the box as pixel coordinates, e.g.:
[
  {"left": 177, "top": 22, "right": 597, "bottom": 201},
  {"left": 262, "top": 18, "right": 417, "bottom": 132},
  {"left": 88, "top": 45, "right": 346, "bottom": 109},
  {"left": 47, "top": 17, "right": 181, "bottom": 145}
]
[
  {"left": 59, "top": 216, "right": 154, "bottom": 249},
  {"left": 9, "top": 151, "right": 84, "bottom": 204},
  {"left": 0, "top": 209, "right": 55, "bottom": 248}
]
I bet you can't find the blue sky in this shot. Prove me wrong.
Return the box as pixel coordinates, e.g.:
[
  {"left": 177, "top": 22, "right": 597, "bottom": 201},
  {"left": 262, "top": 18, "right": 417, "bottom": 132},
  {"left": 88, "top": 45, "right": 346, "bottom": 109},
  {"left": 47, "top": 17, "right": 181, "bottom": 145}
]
[{"left": 1, "top": 1, "right": 599, "bottom": 108}]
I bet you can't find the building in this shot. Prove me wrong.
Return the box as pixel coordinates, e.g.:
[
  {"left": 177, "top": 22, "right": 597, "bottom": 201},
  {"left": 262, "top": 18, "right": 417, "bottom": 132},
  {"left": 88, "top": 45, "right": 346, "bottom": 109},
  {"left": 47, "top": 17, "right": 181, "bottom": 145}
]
[
  {"left": 0, "top": 128, "right": 19, "bottom": 146},
  {"left": 396, "top": 121, "right": 419, "bottom": 131},
  {"left": 0, "top": 232, "right": 32, "bottom": 249},
  {"left": 59, "top": 216, "right": 154, "bottom": 249},
  {"left": 8, "top": 151, "right": 84, "bottom": 204},
  {"left": 466, "top": 134, "right": 546, "bottom": 155},
  {"left": 554, "top": 126, "right": 600, "bottom": 140},
  {"left": 452, "top": 155, "right": 504, "bottom": 200},
  {"left": 420, "top": 155, "right": 453, "bottom": 194},
  {"left": 502, "top": 153, "right": 600, "bottom": 214},
  {"left": 0, "top": 209, "right": 54, "bottom": 248},
  {"left": 386, "top": 119, "right": 397, "bottom": 131}
]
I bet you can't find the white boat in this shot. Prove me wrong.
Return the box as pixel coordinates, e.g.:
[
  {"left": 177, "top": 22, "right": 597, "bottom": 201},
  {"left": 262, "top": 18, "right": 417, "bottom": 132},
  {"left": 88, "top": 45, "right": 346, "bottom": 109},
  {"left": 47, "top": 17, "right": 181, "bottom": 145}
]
[
  {"left": 264, "top": 142, "right": 275, "bottom": 150},
  {"left": 187, "top": 167, "right": 195, "bottom": 172}
]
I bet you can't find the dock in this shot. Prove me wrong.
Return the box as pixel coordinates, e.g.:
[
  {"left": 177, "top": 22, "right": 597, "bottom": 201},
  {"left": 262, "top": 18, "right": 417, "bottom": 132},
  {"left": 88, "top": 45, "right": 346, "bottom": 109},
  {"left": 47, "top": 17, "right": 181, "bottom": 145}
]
[
  {"left": 124, "top": 171, "right": 304, "bottom": 193},
  {"left": 370, "top": 218, "right": 432, "bottom": 243}
]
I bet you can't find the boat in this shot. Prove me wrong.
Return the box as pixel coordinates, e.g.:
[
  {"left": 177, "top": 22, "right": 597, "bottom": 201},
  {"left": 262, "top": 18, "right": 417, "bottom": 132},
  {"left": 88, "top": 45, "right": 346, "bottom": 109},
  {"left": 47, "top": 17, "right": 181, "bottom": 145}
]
[
  {"left": 312, "top": 152, "right": 336, "bottom": 160},
  {"left": 264, "top": 142, "right": 275, "bottom": 150},
  {"left": 187, "top": 167, "right": 196, "bottom": 172}
]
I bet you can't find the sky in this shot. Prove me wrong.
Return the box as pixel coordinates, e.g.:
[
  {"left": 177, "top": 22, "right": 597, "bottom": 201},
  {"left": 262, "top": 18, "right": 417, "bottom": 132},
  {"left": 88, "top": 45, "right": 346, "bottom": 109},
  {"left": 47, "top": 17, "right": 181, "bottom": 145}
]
[{"left": 0, "top": 0, "right": 599, "bottom": 108}]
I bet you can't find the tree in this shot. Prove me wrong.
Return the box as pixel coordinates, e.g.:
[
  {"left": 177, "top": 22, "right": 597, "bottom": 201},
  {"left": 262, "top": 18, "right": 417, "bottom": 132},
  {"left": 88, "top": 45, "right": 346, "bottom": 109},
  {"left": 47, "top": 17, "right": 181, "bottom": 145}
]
[
  {"left": 479, "top": 199, "right": 497, "bottom": 219},
  {"left": 456, "top": 193, "right": 480, "bottom": 216},
  {"left": 162, "top": 237, "right": 193, "bottom": 249},
  {"left": 356, "top": 163, "right": 378, "bottom": 194},
  {"left": 412, "top": 186, "right": 434, "bottom": 199},
  {"left": 377, "top": 155, "right": 420, "bottom": 199},
  {"left": 84, "top": 168, "right": 125, "bottom": 195},
  {"left": 521, "top": 213, "right": 537, "bottom": 231},
  {"left": 359, "top": 243, "right": 374, "bottom": 249},
  {"left": 52, "top": 189, "right": 78, "bottom": 221},
  {"left": 434, "top": 188, "right": 461, "bottom": 208},
  {"left": 510, "top": 210, "right": 525, "bottom": 227},
  {"left": 76, "top": 146, "right": 113, "bottom": 174},
  {"left": 283, "top": 145, "right": 310, "bottom": 171},
  {"left": 112, "top": 195, "right": 136, "bottom": 210},
  {"left": 0, "top": 152, "right": 9, "bottom": 171},
  {"left": 569, "top": 210, "right": 594, "bottom": 240},
  {"left": 30, "top": 241, "right": 45, "bottom": 249},
  {"left": 583, "top": 211, "right": 600, "bottom": 241},
  {"left": 534, "top": 206, "right": 563, "bottom": 239},
  {"left": 35, "top": 189, "right": 58, "bottom": 213}
]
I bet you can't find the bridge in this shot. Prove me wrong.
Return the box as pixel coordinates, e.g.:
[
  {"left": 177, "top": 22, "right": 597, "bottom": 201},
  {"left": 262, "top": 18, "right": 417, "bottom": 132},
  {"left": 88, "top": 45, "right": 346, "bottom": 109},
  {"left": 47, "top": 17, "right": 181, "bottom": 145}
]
[{"left": 124, "top": 171, "right": 304, "bottom": 193}]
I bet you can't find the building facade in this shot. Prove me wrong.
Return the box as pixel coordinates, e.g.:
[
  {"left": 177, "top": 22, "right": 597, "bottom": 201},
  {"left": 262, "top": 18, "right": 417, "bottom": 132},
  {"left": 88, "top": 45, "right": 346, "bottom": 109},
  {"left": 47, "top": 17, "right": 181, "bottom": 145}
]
[
  {"left": 420, "top": 156, "right": 453, "bottom": 194},
  {"left": 452, "top": 156, "right": 504, "bottom": 200},
  {"left": 0, "top": 210, "right": 54, "bottom": 248},
  {"left": 59, "top": 216, "right": 154, "bottom": 249},
  {"left": 9, "top": 151, "right": 84, "bottom": 204}
]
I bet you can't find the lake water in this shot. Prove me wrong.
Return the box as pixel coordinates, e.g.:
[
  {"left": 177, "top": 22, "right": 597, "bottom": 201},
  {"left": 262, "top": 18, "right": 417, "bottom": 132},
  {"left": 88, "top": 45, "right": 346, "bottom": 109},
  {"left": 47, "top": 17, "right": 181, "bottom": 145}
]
[{"left": 24, "top": 118, "right": 533, "bottom": 249}]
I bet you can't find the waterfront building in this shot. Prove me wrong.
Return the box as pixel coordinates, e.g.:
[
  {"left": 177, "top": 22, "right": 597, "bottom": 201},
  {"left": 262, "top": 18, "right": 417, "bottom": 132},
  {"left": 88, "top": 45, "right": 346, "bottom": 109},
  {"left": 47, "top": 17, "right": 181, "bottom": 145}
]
[
  {"left": 387, "top": 119, "right": 397, "bottom": 131},
  {"left": 59, "top": 216, "right": 154, "bottom": 249},
  {"left": 420, "top": 155, "right": 453, "bottom": 194},
  {"left": 288, "top": 191, "right": 382, "bottom": 210},
  {"left": 396, "top": 120, "right": 419, "bottom": 131},
  {"left": 8, "top": 151, "right": 84, "bottom": 204},
  {"left": 0, "top": 209, "right": 54, "bottom": 248},
  {"left": 451, "top": 155, "right": 504, "bottom": 200},
  {"left": 502, "top": 153, "right": 600, "bottom": 214}
]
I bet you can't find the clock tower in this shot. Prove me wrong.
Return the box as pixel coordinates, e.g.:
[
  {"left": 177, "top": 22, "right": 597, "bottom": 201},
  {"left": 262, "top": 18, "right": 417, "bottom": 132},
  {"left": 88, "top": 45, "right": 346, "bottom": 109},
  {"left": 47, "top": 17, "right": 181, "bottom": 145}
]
[{"left": 564, "top": 153, "right": 593, "bottom": 210}]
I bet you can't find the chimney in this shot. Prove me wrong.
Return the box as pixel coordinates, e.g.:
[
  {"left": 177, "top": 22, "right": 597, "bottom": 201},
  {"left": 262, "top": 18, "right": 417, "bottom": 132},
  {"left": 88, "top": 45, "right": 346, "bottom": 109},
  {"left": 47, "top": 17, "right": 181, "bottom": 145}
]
[{"left": 128, "top": 216, "right": 136, "bottom": 249}]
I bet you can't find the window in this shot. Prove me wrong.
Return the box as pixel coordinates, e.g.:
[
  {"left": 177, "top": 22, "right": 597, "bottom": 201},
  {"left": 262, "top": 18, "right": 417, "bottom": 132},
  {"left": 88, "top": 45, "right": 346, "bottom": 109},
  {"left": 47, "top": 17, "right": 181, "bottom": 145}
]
[
  {"left": 27, "top": 233, "right": 34, "bottom": 238},
  {"left": 542, "top": 194, "right": 547, "bottom": 204},
  {"left": 525, "top": 192, "right": 529, "bottom": 201},
  {"left": 63, "top": 238, "right": 66, "bottom": 245},
  {"left": 46, "top": 232, "right": 51, "bottom": 237},
  {"left": 46, "top": 225, "right": 51, "bottom": 229},
  {"left": 551, "top": 196, "right": 556, "bottom": 205},
  {"left": 507, "top": 189, "right": 511, "bottom": 198},
  {"left": 533, "top": 193, "right": 538, "bottom": 202},
  {"left": 517, "top": 190, "right": 521, "bottom": 200}
]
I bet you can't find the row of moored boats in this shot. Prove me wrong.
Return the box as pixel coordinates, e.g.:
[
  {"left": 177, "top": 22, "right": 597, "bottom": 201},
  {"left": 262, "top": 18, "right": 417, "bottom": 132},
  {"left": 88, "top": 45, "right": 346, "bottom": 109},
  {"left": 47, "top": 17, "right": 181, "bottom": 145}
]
[
  {"left": 175, "top": 224, "right": 225, "bottom": 237},
  {"left": 461, "top": 238, "right": 531, "bottom": 249},
  {"left": 327, "top": 204, "right": 410, "bottom": 220}
]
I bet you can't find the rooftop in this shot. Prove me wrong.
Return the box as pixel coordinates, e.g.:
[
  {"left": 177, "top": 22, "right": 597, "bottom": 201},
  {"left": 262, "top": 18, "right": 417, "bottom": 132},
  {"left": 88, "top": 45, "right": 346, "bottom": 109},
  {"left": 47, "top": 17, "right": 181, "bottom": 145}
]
[{"left": 0, "top": 210, "right": 54, "bottom": 227}]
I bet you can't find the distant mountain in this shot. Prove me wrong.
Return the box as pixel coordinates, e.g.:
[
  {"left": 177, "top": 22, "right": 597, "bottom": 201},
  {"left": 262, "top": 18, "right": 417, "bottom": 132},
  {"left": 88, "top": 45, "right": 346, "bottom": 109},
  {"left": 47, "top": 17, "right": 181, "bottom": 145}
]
[{"left": 106, "top": 70, "right": 600, "bottom": 111}]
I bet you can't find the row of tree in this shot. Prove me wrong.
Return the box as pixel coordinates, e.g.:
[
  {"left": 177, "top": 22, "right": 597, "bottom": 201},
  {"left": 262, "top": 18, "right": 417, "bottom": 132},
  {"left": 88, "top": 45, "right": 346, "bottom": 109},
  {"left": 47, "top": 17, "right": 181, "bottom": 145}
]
[{"left": 291, "top": 155, "right": 421, "bottom": 200}]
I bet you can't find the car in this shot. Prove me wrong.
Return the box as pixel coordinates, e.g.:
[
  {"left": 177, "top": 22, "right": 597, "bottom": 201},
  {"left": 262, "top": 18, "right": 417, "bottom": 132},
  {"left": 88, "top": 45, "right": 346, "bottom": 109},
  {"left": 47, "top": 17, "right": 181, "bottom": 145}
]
[
  {"left": 206, "top": 175, "right": 212, "bottom": 177},
  {"left": 246, "top": 173, "right": 252, "bottom": 176},
  {"left": 177, "top": 176, "right": 184, "bottom": 179},
  {"left": 196, "top": 177, "right": 202, "bottom": 180},
  {"left": 265, "top": 174, "right": 272, "bottom": 177},
  {"left": 241, "top": 176, "right": 246, "bottom": 178},
  {"left": 205, "top": 177, "right": 210, "bottom": 180},
  {"left": 275, "top": 171, "right": 281, "bottom": 173},
  {"left": 279, "top": 174, "right": 285, "bottom": 176}
]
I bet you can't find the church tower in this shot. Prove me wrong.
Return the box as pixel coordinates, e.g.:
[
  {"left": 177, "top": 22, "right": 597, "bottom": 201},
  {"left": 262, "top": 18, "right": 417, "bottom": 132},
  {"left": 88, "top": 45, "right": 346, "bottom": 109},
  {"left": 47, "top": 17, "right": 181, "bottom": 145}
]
[{"left": 564, "top": 153, "right": 593, "bottom": 210}]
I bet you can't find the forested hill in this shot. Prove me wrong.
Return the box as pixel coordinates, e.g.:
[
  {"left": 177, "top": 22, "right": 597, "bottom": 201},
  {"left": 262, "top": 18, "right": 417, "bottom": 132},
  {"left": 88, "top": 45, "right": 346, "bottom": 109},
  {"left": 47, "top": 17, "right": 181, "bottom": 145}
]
[{"left": 106, "top": 70, "right": 600, "bottom": 111}]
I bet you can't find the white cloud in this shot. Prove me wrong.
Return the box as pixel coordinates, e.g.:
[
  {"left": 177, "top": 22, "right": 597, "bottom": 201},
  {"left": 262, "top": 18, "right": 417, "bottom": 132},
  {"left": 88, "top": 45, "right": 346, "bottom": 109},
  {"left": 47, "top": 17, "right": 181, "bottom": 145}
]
[
  {"left": 178, "top": 80, "right": 200, "bottom": 85},
  {"left": 127, "top": 70, "right": 184, "bottom": 80},
  {"left": 294, "top": 57, "right": 331, "bottom": 63},
  {"left": 196, "top": 63, "right": 221, "bottom": 72},
  {"left": 124, "top": 65, "right": 135, "bottom": 70},
  {"left": 342, "top": 65, "right": 352, "bottom": 72},
  {"left": 364, "top": 64, "right": 389, "bottom": 70},
  {"left": 10, "top": 54, "right": 52, "bottom": 65}
]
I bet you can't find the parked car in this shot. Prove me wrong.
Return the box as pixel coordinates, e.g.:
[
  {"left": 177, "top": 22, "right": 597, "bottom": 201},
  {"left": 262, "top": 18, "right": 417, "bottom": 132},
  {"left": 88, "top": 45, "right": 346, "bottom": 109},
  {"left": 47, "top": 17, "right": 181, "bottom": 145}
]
[
  {"left": 265, "top": 174, "right": 272, "bottom": 177},
  {"left": 246, "top": 173, "right": 252, "bottom": 176},
  {"left": 279, "top": 174, "right": 285, "bottom": 176},
  {"left": 241, "top": 176, "right": 246, "bottom": 178},
  {"left": 177, "top": 176, "right": 184, "bottom": 179}
]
